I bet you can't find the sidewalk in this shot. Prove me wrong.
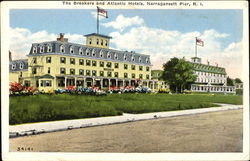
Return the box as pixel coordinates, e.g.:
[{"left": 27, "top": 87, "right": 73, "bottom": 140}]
[{"left": 9, "top": 104, "right": 243, "bottom": 138}]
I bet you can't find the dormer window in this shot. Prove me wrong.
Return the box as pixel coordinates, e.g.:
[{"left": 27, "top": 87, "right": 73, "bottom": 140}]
[
  {"left": 32, "top": 46, "right": 37, "bottom": 53},
  {"left": 124, "top": 54, "right": 127, "bottom": 61},
  {"left": 60, "top": 45, "right": 65, "bottom": 53},
  {"left": 11, "top": 64, "right": 16, "bottom": 70},
  {"left": 146, "top": 57, "right": 149, "bottom": 63},
  {"left": 114, "top": 53, "right": 118, "bottom": 59},
  {"left": 132, "top": 56, "right": 135, "bottom": 62},
  {"left": 139, "top": 56, "right": 142, "bottom": 63},
  {"left": 105, "top": 40, "right": 108, "bottom": 46},
  {"left": 40, "top": 46, "right": 44, "bottom": 53},
  {"left": 70, "top": 46, "right": 74, "bottom": 54},
  {"left": 92, "top": 49, "right": 96, "bottom": 57},
  {"left": 79, "top": 48, "right": 83, "bottom": 55},
  {"left": 20, "top": 63, "right": 24, "bottom": 69},
  {"left": 47, "top": 45, "right": 52, "bottom": 52},
  {"left": 86, "top": 48, "right": 90, "bottom": 56},
  {"left": 89, "top": 38, "right": 92, "bottom": 45},
  {"left": 97, "top": 39, "right": 99, "bottom": 45},
  {"left": 107, "top": 52, "right": 111, "bottom": 59},
  {"left": 100, "top": 50, "right": 104, "bottom": 58}
]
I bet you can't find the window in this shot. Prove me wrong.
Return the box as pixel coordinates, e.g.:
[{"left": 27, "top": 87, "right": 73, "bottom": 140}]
[
  {"left": 139, "top": 66, "right": 143, "bottom": 71},
  {"left": 92, "top": 49, "right": 96, "bottom": 57},
  {"left": 132, "top": 56, "right": 135, "bottom": 62},
  {"left": 114, "top": 53, "right": 118, "bottom": 59},
  {"left": 70, "top": 58, "right": 75, "bottom": 65},
  {"left": 86, "top": 70, "right": 91, "bottom": 76},
  {"left": 146, "top": 66, "right": 149, "bottom": 71},
  {"left": 132, "top": 73, "right": 135, "bottom": 79},
  {"left": 124, "top": 64, "right": 128, "bottom": 69},
  {"left": 70, "top": 68, "right": 75, "bottom": 75},
  {"left": 33, "top": 58, "right": 37, "bottom": 64},
  {"left": 41, "top": 80, "right": 52, "bottom": 87},
  {"left": 131, "top": 65, "right": 135, "bottom": 70},
  {"left": 79, "top": 48, "right": 83, "bottom": 55},
  {"left": 47, "top": 67, "right": 50, "bottom": 74},
  {"left": 124, "top": 73, "right": 128, "bottom": 78},
  {"left": 60, "top": 68, "right": 65, "bottom": 74},
  {"left": 70, "top": 46, "right": 74, "bottom": 54},
  {"left": 86, "top": 48, "right": 90, "bottom": 56},
  {"left": 86, "top": 60, "right": 91, "bottom": 66},
  {"left": 32, "top": 68, "right": 37, "bottom": 74},
  {"left": 107, "top": 71, "right": 112, "bottom": 77},
  {"left": 11, "top": 64, "right": 16, "bottom": 70},
  {"left": 89, "top": 38, "right": 92, "bottom": 45},
  {"left": 47, "top": 45, "right": 52, "bottom": 52},
  {"left": 46, "top": 57, "right": 51, "bottom": 63},
  {"left": 79, "top": 69, "right": 84, "bottom": 75},
  {"left": 92, "top": 61, "right": 96, "bottom": 66},
  {"left": 100, "top": 61, "right": 104, "bottom": 67},
  {"left": 105, "top": 40, "right": 108, "bottom": 46},
  {"left": 79, "top": 59, "right": 84, "bottom": 65},
  {"left": 139, "top": 56, "right": 142, "bottom": 63},
  {"left": 146, "top": 74, "right": 150, "bottom": 79},
  {"left": 139, "top": 74, "right": 143, "bottom": 79},
  {"left": 101, "top": 39, "right": 103, "bottom": 45},
  {"left": 20, "top": 72, "right": 23, "bottom": 77},
  {"left": 32, "top": 46, "right": 37, "bottom": 53},
  {"left": 115, "top": 63, "right": 119, "bottom": 68},
  {"left": 146, "top": 57, "right": 149, "bottom": 63},
  {"left": 100, "top": 71, "right": 104, "bottom": 77},
  {"left": 60, "top": 45, "right": 65, "bottom": 53},
  {"left": 92, "top": 70, "right": 96, "bottom": 76},
  {"left": 60, "top": 57, "right": 66, "bottom": 64},
  {"left": 107, "top": 52, "right": 111, "bottom": 59},
  {"left": 106, "top": 62, "right": 112, "bottom": 68},
  {"left": 20, "top": 63, "right": 24, "bottom": 69},
  {"left": 124, "top": 54, "right": 127, "bottom": 61},
  {"left": 100, "top": 50, "right": 104, "bottom": 57},
  {"left": 40, "top": 46, "right": 44, "bottom": 53},
  {"left": 115, "top": 72, "right": 119, "bottom": 78},
  {"left": 97, "top": 39, "right": 99, "bottom": 45}
]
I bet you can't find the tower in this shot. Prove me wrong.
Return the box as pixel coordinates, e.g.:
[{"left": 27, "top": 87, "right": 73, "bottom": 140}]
[{"left": 84, "top": 33, "right": 112, "bottom": 49}]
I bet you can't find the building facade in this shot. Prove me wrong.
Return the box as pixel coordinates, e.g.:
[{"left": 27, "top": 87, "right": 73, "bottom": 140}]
[
  {"left": 189, "top": 57, "right": 236, "bottom": 93},
  {"left": 9, "top": 33, "right": 162, "bottom": 92}
]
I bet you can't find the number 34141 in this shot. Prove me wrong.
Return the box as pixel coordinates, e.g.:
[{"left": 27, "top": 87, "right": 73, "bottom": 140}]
[{"left": 17, "top": 147, "right": 33, "bottom": 151}]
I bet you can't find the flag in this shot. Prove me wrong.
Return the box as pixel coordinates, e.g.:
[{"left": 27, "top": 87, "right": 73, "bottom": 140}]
[
  {"left": 196, "top": 38, "right": 204, "bottom": 46},
  {"left": 97, "top": 7, "right": 108, "bottom": 18}
]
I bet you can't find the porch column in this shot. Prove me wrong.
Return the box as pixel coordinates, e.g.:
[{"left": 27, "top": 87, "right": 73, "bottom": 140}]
[
  {"left": 93, "top": 78, "right": 95, "bottom": 87},
  {"left": 64, "top": 77, "right": 67, "bottom": 88},
  {"left": 108, "top": 78, "right": 110, "bottom": 89},
  {"left": 123, "top": 80, "right": 125, "bottom": 87},
  {"left": 129, "top": 80, "right": 131, "bottom": 86},
  {"left": 84, "top": 78, "right": 86, "bottom": 88},
  {"left": 116, "top": 79, "right": 118, "bottom": 87},
  {"left": 100, "top": 78, "right": 103, "bottom": 89},
  {"left": 74, "top": 77, "right": 77, "bottom": 87}
]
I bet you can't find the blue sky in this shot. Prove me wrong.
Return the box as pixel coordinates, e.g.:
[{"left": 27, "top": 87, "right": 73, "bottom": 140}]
[{"left": 9, "top": 9, "right": 243, "bottom": 78}]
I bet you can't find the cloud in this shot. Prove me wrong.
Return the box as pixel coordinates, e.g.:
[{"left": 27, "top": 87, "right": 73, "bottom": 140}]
[
  {"left": 102, "top": 14, "right": 144, "bottom": 32},
  {"left": 109, "top": 26, "right": 242, "bottom": 79},
  {"left": 9, "top": 27, "right": 85, "bottom": 60}
]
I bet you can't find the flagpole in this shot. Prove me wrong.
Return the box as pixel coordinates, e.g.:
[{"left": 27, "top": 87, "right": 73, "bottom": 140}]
[
  {"left": 97, "top": 7, "right": 99, "bottom": 34},
  {"left": 195, "top": 37, "right": 197, "bottom": 57}
]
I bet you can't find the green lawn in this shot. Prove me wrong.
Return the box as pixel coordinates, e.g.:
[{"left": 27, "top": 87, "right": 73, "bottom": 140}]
[{"left": 9, "top": 93, "right": 243, "bottom": 125}]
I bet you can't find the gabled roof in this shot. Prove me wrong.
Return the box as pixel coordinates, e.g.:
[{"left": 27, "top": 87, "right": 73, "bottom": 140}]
[{"left": 84, "top": 33, "right": 112, "bottom": 39}]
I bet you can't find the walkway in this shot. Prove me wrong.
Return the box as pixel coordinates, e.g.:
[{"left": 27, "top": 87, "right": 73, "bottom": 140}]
[{"left": 9, "top": 104, "right": 242, "bottom": 138}]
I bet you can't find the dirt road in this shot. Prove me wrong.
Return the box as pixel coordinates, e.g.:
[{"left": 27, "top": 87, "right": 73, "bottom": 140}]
[{"left": 10, "top": 109, "right": 243, "bottom": 152}]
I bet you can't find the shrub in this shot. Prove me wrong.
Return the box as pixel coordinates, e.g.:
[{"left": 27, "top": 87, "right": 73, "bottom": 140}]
[{"left": 158, "top": 88, "right": 170, "bottom": 94}]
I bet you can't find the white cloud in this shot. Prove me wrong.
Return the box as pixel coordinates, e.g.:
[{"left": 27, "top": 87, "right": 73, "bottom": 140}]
[
  {"left": 109, "top": 26, "right": 242, "bottom": 79},
  {"left": 9, "top": 27, "right": 85, "bottom": 60},
  {"left": 102, "top": 14, "right": 144, "bottom": 32}
]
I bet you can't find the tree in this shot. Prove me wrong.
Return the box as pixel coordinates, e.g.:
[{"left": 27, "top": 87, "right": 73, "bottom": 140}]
[
  {"left": 162, "top": 57, "right": 197, "bottom": 93},
  {"left": 235, "top": 78, "right": 242, "bottom": 83},
  {"left": 226, "top": 77, "right": 234, "bottom": 86}
]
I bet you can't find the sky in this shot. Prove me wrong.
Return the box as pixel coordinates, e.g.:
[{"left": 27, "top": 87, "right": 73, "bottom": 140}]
[{"left": 9, "top": 9, "right": 243, "bottom": 79}]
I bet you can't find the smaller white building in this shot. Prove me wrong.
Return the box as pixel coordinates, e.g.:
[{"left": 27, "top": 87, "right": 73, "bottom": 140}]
[{"left": 189, "top": 57, "right": 235, "bottom": 94}]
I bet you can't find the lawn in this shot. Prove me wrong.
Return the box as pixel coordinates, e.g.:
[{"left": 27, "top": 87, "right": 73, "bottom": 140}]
[{"left": 9, "top": 93, "right": 243, "bottom": 125}]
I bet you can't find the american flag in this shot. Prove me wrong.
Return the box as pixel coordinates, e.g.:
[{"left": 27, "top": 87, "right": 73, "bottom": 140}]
[
  {"left": 196, "top": 38, "right": 204, "bottom": 47},
  {"left": 97, "top": 7, "right": 108, "bottom": 18}
]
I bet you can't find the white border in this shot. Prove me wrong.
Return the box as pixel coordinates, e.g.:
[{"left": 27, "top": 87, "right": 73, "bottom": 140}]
[{"left": 1, "top": 1, "right": 249, "bottom": 161}]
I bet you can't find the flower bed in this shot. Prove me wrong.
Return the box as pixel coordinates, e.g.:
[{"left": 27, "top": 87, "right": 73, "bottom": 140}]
[{"left": 9, "top": 82, "right": 38, "bottom": 96}]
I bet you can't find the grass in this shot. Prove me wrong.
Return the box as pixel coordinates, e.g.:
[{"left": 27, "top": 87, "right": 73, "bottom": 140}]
[{"left": 9, "top": 93, "right": 243, "bottom": 125}]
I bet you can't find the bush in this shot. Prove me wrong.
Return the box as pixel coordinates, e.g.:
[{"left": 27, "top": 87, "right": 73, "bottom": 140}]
[
  {"left": 158, "top": 88, "right": 170, "bottom": 94},
  {"left": 236, "top": 89, "right": 243, "bottom": 95}
]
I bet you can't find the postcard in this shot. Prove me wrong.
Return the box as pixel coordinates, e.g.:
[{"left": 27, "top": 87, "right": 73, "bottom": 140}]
[{"left": 1, "top": 1, "right": 249, "bottom": 161}]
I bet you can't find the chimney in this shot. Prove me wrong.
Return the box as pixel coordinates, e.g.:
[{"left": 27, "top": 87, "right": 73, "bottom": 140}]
[
  {"left": 207, "top": 60, "right": 210, "bottom": 65},
  {"left": 9, "top": 50, "right": 12, "bottom": 62},
  {"left": 58, "top": 33, "right": 64, "bottom": 42}
]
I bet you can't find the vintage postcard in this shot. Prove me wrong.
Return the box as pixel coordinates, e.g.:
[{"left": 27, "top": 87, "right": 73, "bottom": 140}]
[{"left": 1, "top": 1, "right": 249, "bottom": 161}]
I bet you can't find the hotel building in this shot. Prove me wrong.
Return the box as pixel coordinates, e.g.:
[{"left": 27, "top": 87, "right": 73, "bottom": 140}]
[{"left": 9, "top": 33, "right": 162, "bottom": 92}]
